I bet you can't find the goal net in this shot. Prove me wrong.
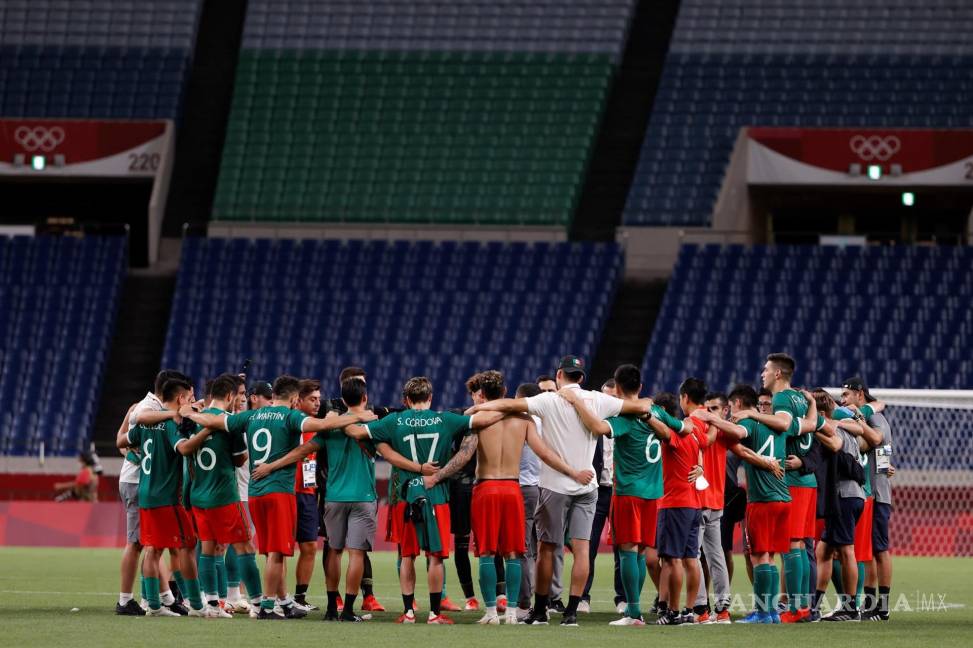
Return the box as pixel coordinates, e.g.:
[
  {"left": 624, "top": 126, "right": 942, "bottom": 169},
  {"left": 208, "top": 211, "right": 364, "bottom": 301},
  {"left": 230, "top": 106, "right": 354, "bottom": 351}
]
[{"left": 826, "top": 388, "right": 973, "bottom": 557}]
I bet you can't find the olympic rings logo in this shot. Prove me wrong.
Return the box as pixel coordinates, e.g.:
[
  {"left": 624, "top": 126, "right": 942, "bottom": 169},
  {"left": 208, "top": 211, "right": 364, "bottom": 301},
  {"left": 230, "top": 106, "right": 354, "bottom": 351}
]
[
  {"left": 849, "top": 135, "right": 901, "bottom": 161},
  {"left": 13, "top": 126, "right": 66, "bottom": 152}
]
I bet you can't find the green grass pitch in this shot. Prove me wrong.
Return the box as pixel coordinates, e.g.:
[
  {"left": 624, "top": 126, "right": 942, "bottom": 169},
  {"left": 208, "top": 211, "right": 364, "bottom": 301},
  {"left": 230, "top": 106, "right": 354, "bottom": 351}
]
[{"left": 0, "top": 548, "right": 969, "bottom": 647}]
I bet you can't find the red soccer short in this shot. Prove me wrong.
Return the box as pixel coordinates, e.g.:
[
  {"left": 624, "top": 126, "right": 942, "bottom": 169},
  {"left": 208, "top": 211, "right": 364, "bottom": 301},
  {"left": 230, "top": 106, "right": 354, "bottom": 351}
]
[
  {"left": 392, "top": 501, "right": 452, "bottom": 559},
  {"left": 140, "top": 505, "right": 196, "bottom": 549},
  {"left": 193, "top": 502, "right": 253, "bottom": 545},
  {"left": 611, "top": 495, "right": 659, "bottom": 548},
  {"left": 471, "top": 480, "right": 526, "bottom": 557},
  {"left": 248, "top": 492, "right": 297, "bottom": 556},
  {"left": 746, "top": 501, "right": 790, "bottom": 555},
  {"left": 855, "top": 496, "right": 875, "bottom": 562},
  {"left": 788, "top": 486, "right": 816, "bottom": 539}
]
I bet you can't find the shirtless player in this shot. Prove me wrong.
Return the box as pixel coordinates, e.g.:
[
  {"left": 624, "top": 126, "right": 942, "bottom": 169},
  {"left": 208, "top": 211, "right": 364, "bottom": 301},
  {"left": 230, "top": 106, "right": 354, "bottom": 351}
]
[{"left": 423, "top": 370, "right": 594, "bottom": 625}]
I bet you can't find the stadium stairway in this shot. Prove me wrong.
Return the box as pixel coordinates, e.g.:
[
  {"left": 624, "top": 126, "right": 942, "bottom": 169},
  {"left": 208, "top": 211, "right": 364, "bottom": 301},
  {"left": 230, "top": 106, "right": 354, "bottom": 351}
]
[
  {"left": 90, "top": 275, "right": 177, "bottom": 455},
  {"left": 571, "top": 0, "right": 681, "bottom": 241},
  {"left": 587, "top": 278, "right": 668, "bottom": 390}
]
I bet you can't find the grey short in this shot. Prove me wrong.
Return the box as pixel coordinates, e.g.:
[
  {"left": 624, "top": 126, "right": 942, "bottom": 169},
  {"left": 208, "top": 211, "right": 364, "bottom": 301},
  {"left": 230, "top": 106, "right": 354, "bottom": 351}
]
[
  {"left": 119, "top": 482, "right": 140, "bottom": 545},
  {"left": 535, "top": 487, "right": 597, "bottom": 547},
  {"left": 324, "top": 501, "right": 377, "bottom": 551}
]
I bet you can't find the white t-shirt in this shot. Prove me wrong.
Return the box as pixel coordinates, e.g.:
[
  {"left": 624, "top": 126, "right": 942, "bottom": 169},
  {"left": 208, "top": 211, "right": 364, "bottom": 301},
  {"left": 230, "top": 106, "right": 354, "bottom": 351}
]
[
  {"left": 526, "top": 384, "right": 623, "bottom": 495},
  {"left": 519, "top": 415, "right": 542, "bottom": 487},
  {"left": 119, "top": 391, "right": 163, "bottom": 484}
]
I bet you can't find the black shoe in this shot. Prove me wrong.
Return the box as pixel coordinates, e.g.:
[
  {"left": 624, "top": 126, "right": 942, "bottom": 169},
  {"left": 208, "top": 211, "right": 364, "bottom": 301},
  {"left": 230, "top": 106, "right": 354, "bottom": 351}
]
[
  {"left": 549, "top": 599, "right": 566, "bottom": 614},
  {"left": 822, "top": 608, "right": 860, "bottom": 622},
  {"left": 257, "top": 608, "right": 285, "bottom": 620},
  {"left": 115, "top": 600, "right": 145, "bottom": 616},
  {"left": 656, "top": 611, "right": 679, "bottom": 625},
  {"left": 323, "top": 610, "right": 340, "bottom": 621},
  {"left": 560, "top": 612, "right": 579, "bottom": 627},
  {"left": 522, "top": 607, "right": 550, "bottom": 625},
  {"left": 167, "top": 602, "right": 189, "bottom": 616},
  {"left": 339, "top": 613, "right": 365, "bottom": 623},
  {"left": 282, "top": 604, "right": 307, "bottom": 619}
]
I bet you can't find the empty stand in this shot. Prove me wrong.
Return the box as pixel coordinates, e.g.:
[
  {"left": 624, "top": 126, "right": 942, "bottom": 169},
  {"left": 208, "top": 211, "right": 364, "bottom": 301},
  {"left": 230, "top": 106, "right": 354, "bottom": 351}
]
[
  {"left": 163, "top": 237, "right": 623, "bottom": 408},
  {"left": 624, "top": 0, "right": 973, "bottom": 226},
  {"left": 213, "top": 1, "right": 635, "bottom": 226},
  {"left": 641, "top": 244, "right": 973, "bottom": 392},
  {"left": 0, "top": 0, "right": 201, "bottom": 118},
  {"left": 0, "top": 236, "right": 127, "bottom": 456}
]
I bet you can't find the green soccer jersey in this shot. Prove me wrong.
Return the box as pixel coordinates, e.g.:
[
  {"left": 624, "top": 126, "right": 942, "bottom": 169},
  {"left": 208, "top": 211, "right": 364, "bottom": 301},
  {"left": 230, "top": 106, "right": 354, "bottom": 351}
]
[
  {"left": 225, "top": 406, "right": 308, "bottom": 498},
  {"left": 651, "top": 405, "right": 684, "bottom": 432},
  {"left": 189, "top": 407, "right": 248, "bottom": 509},
  {"left": 833, "top": 407, "right": 873, "bottom": 497},
  {"left": 366, "top": 409, "right": 471, "bottom": 505},
  {"left": 607, "top": 415, "right": 663, "bottom": 500},
  {"left": 774, "top": 389, "right": 817, "bottom": 488},
  {"left": 127, "top": 419, "right": 186, "bottom": 509},
  {"left": 312, "top": 427, "right": 377, "bottom": 503},
  {"left": 739, "top": 419, "right": 791, "bottom": 503}
]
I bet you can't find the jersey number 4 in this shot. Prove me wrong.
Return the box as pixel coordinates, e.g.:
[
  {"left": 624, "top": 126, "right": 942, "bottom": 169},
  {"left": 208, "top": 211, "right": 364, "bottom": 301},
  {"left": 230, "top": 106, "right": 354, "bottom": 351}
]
[
  {"left": 404, "top": 433, "right": 439, "bottom": 464},
  {"left": 757, "top": 435, "right": 775, "bottom": 458}
]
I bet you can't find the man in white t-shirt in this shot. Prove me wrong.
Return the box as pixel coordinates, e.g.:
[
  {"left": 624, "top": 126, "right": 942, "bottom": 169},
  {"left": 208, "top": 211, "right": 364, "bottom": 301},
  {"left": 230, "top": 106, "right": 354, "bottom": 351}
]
[{"left": 470, "top": 356, "right": 651, "bottom": 627}]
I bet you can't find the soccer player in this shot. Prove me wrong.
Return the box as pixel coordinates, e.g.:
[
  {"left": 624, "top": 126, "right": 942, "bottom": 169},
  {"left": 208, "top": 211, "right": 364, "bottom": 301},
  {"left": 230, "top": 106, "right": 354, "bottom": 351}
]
[
  {"left": 293, "top": 379, "right": 323, "bottom": 611},
  {"left": 224, "top": 374, "right": 255, "bottom": 612},
  {"left": 343, "top": 376, "right": 503, "bottom": 624},
  {"left": 473, "top": 356, "right": 650, "bottom": 627},
  {"left": 535, "top": 373, "right": 566, "bottom": 612},
  {"left": 185, "top": 375, "right": 376, "bottom": 620},
  {"left": 117, "top": 378, "right": 205, "bottom": 617},
  {"left": 451, "top": 373, "right": 485, "bottom": 611},
  {"left": 425, "top": 370, "right": 593, "bottom": 625}
]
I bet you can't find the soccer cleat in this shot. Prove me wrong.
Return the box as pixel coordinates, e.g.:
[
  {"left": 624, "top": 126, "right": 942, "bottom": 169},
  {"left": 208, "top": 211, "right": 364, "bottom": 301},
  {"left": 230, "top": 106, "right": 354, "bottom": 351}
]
[
  {"left": 549, "top": 599, "right": 566, "bottom": 614},
  {"left": 396, "top": 610, "right": 416, "bottom": 624},
  {"left": 427, "top": 612, "right": 455, "bottom": 625},
  {"left": 695, "top": 611, "right": 713, "bottom": 624},
  {"left": 822, "top": 608, "right": 860, "bottom": 622},
  {"left": 203, "top": 605, "right": 232, "bottom": 619},
  {"left": 292, "top": 600, "right": 313, "bottom": 613},
  {"left": 218, "top": 600, "right": 234, "bottom": 615},
  {"left": 339, "top": 613, "right": 365, "bottom": 623},
  {"left": 281, "top": 604, "right": 307, "bottom": 619},
  {"left": 322, "top": 610, "right": 340, "bottom": 621},
  {"left": 139, "top": 598, "right": 149, "bottom": 611},
  {"left": 655, "top": 611, "right": 680, "bottom": 625},
  {"left": 768, "top": 612, "right": 781, "bottom": 624},
  {"left": 361, "top": 595, "right": 385, "bottom": 612},
  {"left": 146, "top": 606, "right": 181, "bottom": 617},
  {"left": 736, "top": 611, "right": 770, "bottom": 624},
  {"left": 440, "top": 596, "right": 462, "bottom": 612},
  {"left": 860, "top": 608, "right": 884, "bottom": 621},
  {"left": 560, "top": 612, "right": 579, "bottom": 627},
  {"left": 577, "top": 599, "right": 591, "bottom": 614},
  {"left": 809, "top": 609, "right": 822, "bottom": 623},
  {"left": 715, "top": 610, "right": 732, "bottom": 624},
  {"left": 336, "top": 595, "right": 344, "bottom": 612},
  {"left": 116, "top": 600, "right": 146, "bottom": 616},
  {"left": 522, "top": 607, "right": 550, "bottom": 625},
  {"left": 797, "top": 608, "right": 812, "bottom": 622},
  {"left": 780, "top": 610, "right": 803, "bottom": 624},
  {"left": 464, "top": 597, "right": 481, "bottom": 611},
  {"left": 504, "top": 610, "right": 519, "bottom": 625},
  {"left": 515, "top": 607, "right": 531, "bottom": 621},
  {"left": 616, "top": 601, "right": 628, "bottom": 615},
  {"left": 167, "top": 602, "right": 189, "bottom": 616},
  {"left": 496, "top": 595, "right": 508, "bottom": 613},
  {"left": 477, "top": 610, "right": 501, "bottom": 625},
  {"left": 256, "top": 608, "right": 286, "bottom": 620},
  {"left": 609, "top": 615, "right": 646, "bottom": 626},
  {"left": 228, "top": 598, "right": 251, "bottom": 614},
  {"left": 187, "top": 607, "right": 208, "bottom": 618}
]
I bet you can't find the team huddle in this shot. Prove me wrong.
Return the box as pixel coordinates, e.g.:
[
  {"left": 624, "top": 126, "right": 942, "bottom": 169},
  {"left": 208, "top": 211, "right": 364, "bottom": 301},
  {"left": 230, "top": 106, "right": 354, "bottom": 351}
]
[{"left": 113, "top": 352, "right": 894, "bottom": 626}]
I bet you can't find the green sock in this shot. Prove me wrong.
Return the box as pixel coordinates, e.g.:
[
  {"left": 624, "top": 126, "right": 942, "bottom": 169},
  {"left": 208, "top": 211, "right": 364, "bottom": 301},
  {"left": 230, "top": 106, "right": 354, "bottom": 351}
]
[
  {"left": 753, "top": 564, "right": 772, "bottom": 612},
  {"left": 504, "top": 559, "right": 521, "bottom": 611},
  {"left": 478, "top": 557, "right": 498, "bottom": 608},
  {"left": 638, "top": 555, "right": 647, "bottom": 594},
  {"left": 800, "top": 549, "right": 811, "bottom": 609},
  {"left": 144, "top": 576, "right": 161, "bottom": 610},
  {"left": 215, "top": 555, "right": 228, "bottom": 599},
  {"left": 768, "top": 565, "right": 781, "bottom": 614},
  {"left": 198, "top": 554, "right": 217, "bottom": 601},
  {"left": 173, "top": 570, "right": 187, "bottom": 601},
  {"left": 238, "top": 553, "right": 263, "bottom": 601},
  {"left": 184, "top": 577, "right": 203, "bottom": 611},
  {"left": 224, "top": 546, "right": 240, "bottom": 588},
  {"left": 783, "top": 550, "right": 802, "bottom": 612},
  {"left": 855, "top": 562, "right": 865, "bottom": 609},
  {"left": 620, "top": 550, "right": 642, "bottom": 619},
  {"left": 260, "top": 597, "right": 275, "bottom": 610}
]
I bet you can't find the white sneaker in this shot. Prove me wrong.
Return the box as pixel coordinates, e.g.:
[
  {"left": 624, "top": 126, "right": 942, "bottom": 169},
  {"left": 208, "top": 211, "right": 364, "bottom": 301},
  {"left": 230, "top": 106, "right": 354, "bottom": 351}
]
[
  {"left": 249, "top": 606, "right": 260, "bottom": 619},
  {"left": 578, "top": 600, "right": 591, "bottom": 614},
  {"left": 228, "top": 598, "right": 251, "bottom": 614},
  {"left": 478, "top": 610, "right": 501, "bottom": 625},
  {"left": 140, "top": 598, "right": 149, "bottom": 611},
  {"left": 505, "top": 610, "right": 519, "bottom": 625},
  {"left": 609, "top": 616, "right": 646, "bottom": 627},
  {"left": 146, "top": 606, "right": 181, "bottom": 617},
  {"left": 616, "top": 601, "right": 628, "bottom": 615},
  {"left": 291, "top": 601, "right": 312, "bottom": 613},
  {"left": 516, "top": 607, "right": 531, "bottom": 621},
  {"left": 204, "top": 605, "right": 232, "bottom": 619},
  {"left": 187, "top": 607, "right": 207, "bottom": 618}
]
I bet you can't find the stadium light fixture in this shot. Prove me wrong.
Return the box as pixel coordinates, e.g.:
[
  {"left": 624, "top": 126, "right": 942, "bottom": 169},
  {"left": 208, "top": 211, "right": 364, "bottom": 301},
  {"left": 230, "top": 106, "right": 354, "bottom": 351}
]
[
  {"left": 902, "top": 191, "right": 915, "bottom": 207},
  {"left": 31, "top": 155, "right": 45, "bottom": 171},
  {"left": 867, "top": 164, "right": 882, "bottom": 180}
]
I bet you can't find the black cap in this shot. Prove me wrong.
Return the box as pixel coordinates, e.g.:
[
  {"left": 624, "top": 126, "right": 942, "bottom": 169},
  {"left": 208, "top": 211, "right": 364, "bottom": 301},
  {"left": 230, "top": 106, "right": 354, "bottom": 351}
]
[
  {"left": 248, "top": 381, "right": 273, "bottom": 399},
  {"left": 842, "top": 376, "right": 875, "bottom": 403},
  {"left": 558, "top": 355, "right": 586, "bottom": 379}
]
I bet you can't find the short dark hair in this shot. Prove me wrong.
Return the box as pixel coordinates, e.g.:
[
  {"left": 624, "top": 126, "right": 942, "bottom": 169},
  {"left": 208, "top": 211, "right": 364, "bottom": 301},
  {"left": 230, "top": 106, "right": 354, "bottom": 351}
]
[
  {"left": 704, "top": 391, "right": 727, "bottom": 406},
  {"left": 465, "top": 373, "right": 482, "bottom": 395},
  {"left": 272, "top": 375, "right": 301, "bottom": 400},
  {"left": 536, "top": 375, "right": 556, "bottom": 384},
  {"left": 341, "top": 378, "right": 367, "bottom": 407},
  {"left": 203, "top": 379, "right": 214, "bottom": 399},
  {"left": 210, "top": 373, "right": 239, "bottom": 400},
  {"left": 728, "top": 384, "right": 758, "bottom": 409},
  {"left": 653, "top": 391, "right": 679, "bottom": 417},
  {"left": 679, "top": 377, "right": 707, "bottom": 406},
  {"left": 155, "top": 369, "right": 190, "bottom": 395},
  {"left": 403, "top": 377, "right": 433, "bottom": 404},
  {"left": 478, "top": 370, "right": 505, "bottom": 400},
  {"left": 758, "top": 387, "right": 773, "bottom": 399},
  {"left": 161, "top": 378, "right": 192, "bottom": 403},
  {"left": 612, "top": 364, "right": 641, "bottom": 396},
  {"left": 767, "top": 352, "right": 796, "bottom": 381},
  {"left": 299, "top": 379, "right": 321, "bottom": 399},
  {"left": 516, "top": 383, "right": 541, "bottom": 398},
  {"left": 339, "top": 366, "right": 366, "bottom": 384}
]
